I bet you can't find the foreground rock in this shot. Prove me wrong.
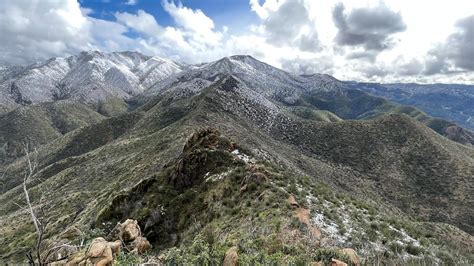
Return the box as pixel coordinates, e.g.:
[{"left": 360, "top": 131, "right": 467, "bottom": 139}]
[
  {"left": 223, "top": 246, "right": 238, "bottom": 266},
  {"left": 86, "top": 238, "right": 120, "bottom": 266},
  {"left": 49, "top": 219, "right": 151, "bottom": 265},
  {"left": 339, "top": 248, "right": 360, "bottom": 266}
]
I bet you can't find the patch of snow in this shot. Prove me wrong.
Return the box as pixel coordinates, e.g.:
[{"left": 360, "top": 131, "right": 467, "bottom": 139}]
[
  {"left": 389, "top": 225, "right": 420, "bottom": 246},
  {"left": 312, "top": 211, "right": 347, "bottom": 245},
  {"left": 232, "top": 149, "right": 252, "bottom": 163},
  {"left": 205, "top": 170, "right": 232, "bottom": 182}
]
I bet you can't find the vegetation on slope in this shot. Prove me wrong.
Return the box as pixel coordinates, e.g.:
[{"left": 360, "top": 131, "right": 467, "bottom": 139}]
[
  {"left": 0, "top": 100, "right": 104, "bottom": 165},
  {"left": 300, "top": 89, "right": 474, "bottom": 146}
]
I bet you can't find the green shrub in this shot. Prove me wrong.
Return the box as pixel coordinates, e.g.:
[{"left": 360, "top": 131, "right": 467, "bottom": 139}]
[
  {"left": 405, "top": 244, "right": 423, "bottom": 256},
  {"left": 389, "top": 242, "right": 404, "bottom": 254},
  {"left": 248, "top": 182, "right": 258, "bottom": 192},
  {"left": 437, "top": 250, "right": 455, "bottom": 266},
  {"left": 314, "top": 248, "right": 350, "bottom": 264},
  {"left": 288, "top": 183, "right": 298, "bottom": 195},
  {"left": 115, "top": 253, "right": 141, "bottom": 265}
]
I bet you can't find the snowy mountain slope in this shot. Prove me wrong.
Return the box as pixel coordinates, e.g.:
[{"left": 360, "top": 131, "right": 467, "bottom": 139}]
[
  {"left": 0, "top": 51, "right": 183, "bottom": 115},
  {"left": 144, "top": 55, "right": 346, "bottom": 107}
]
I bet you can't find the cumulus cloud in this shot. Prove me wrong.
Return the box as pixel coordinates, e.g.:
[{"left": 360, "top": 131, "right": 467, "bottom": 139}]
[
  {"left": 396, "top": 58, "right": 424, "bottom": 76},
  {"left": 113, "top": 1, "right": 227, "bottom": 63},
  {"left": 451, "top": 15, "right": 474, "bottom": 70},
  {"left": 345, "top": 51, "right": 377, "bottom": 62},
  {"left": 281, "top": 55, "right": 335, "bottom": 75},
  {"left": 424, "top": 15, "right": 474, "bottom": 74},
  {"left": 332, "top": 2, "right": 406, "bottom": 51},
  {"left": 251, "top": 0, "right": 320, "bottom": 52},
  {"left": 115, "top": 10, "right": 163, "bottom": 36},
  {"left": 0, "top": 0, "right": 93, "bottom": 65},
  {"left": 162, "top": 1, "right": 222, "bottom": 46}
]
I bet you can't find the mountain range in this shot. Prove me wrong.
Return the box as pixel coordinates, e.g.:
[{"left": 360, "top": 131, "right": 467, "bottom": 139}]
[
  {"left": 0, "top": 51, "right": 473, "bottom": 264},
  {"left": 349, "top": 82, "right": 474, "bottom": 131}
]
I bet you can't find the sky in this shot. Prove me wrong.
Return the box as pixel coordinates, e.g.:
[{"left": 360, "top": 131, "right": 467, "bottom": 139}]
[{"left": 0, "top": 0, "right": 473, "bottom": 84}]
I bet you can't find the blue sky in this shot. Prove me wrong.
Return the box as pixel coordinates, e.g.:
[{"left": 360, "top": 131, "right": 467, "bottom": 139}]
[
  {"left": 81, "top": 0, "right": 259, "bottom": 34},
  {"left": 0, "top": 0, "right": 473, "bottom": 83}
]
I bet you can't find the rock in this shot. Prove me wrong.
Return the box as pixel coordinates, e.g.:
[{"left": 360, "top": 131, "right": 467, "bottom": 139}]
[
  {"left": 129, "top": 236, "right": 152, "bottom": 255},
  {"left": 121, "top": 219, "right": 141, "bottom": 242},
  {"left": 87, "top": 237, "right": 113, "bottom": 266},
  {"left": 87, "top": 238, "right": 108, "bottom": 258},
  {"left": 330, "top": 258, "right": 348, "bottom": 266},
  {"left": 339, "top": 248, "right": 360, "bottom": 266},
  {"left": 223, "top": 246, "right": 238, "bottom": 266},
  {"left": 243, "top": 172, "right": 267, "bottom": 184},
  {"left": 109, "top": 240, "right": 122, "bottom": 256},
  {"left": 287, "top": 195, "right": 299, "bottom": 208}
]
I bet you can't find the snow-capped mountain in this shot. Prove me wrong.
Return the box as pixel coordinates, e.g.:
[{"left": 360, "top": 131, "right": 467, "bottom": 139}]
[
  {"left": 0, "top": 51, "right": 183, "bottom": 113},
  {"left": 0, "top": 52, "right": 349, "bottom": 115},
  {"left": 145, "top": 55, "right": 346, "bottom": 105}
]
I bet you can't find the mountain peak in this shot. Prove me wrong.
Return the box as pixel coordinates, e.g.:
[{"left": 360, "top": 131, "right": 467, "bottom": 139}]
[{"left": 228, "top": 54, "right": 257, "bottom": 61}]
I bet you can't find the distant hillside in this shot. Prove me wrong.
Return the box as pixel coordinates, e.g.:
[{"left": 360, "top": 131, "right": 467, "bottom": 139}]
[
  {"left": 349, "top": 82, "right": 474, "bottom": 130},
  {"left": 0, "top": 100, "right": 104, "bottom": 164}
]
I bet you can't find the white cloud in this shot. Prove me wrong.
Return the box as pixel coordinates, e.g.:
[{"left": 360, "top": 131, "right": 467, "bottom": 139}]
[
  {"left": 0, "top": 0, "right": 92, "bottom": 65},
  {"left": 249, "top": 0, "right": 279, "bottom": 19},
  {"left": 162, "top": 1, "right": 222, "bottom": 46},
  {"left": 423, "top": 15, "right": 474, "bottom": 74},
  {"left": 125, "top": 0, "right": 138, "bottom": 5},
  {"left": 251, "top": 0, "right": 321, "bottom": 52},
  {"left": 115, "top": 10, "right": 163, "bottom": 36}
]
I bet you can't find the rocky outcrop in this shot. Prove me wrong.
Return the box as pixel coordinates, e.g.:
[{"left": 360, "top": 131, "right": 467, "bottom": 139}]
[
  {"left": 118, "top": 219, "right": 141, "bottom": 242},
  {"left": 86, "top": 237, "right": 118, "bottom": 266},
  {"left": 444, "top": 125, "right": 474, "bottom": 146},
  {"left": 339, "top": 248, "right": 360, "bottom": 266},
  {"left": 129, "top": 236, "right": 152, "bottom": 255},
  {"left": 109, "top": 219, "right": 151, "bottom": 255},
  {"left": 287, "top": 195, "right": 299, "bottom": 208},
  {"left": 223, "top": 246, "right": 238, "bottom": 266},
  {"left": 53, "top": 219, "right": 150, "bottom": 265},
  {"left": 167, "top": 128, "right": 236, "bottom": 189},
  {"left": 330, "top": 258, "right": 348, "bottom": 266}
]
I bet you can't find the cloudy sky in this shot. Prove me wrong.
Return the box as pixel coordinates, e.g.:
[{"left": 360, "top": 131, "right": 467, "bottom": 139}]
[{"left": 0, "top": 0, "right": 473, "bottom": 83}]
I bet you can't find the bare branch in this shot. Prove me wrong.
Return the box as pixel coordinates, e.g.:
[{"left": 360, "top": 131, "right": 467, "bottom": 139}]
[
  {"left": 12, "top": 201, "right": 29, "bottom": 212},
  {"left": 22, "top": 144, "right": 46, "bottom": 265}
]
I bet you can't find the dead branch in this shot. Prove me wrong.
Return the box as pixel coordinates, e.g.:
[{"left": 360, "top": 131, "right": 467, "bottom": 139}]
[{"left": 22, "top": 144, "right": 47, "bottom": 266}]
